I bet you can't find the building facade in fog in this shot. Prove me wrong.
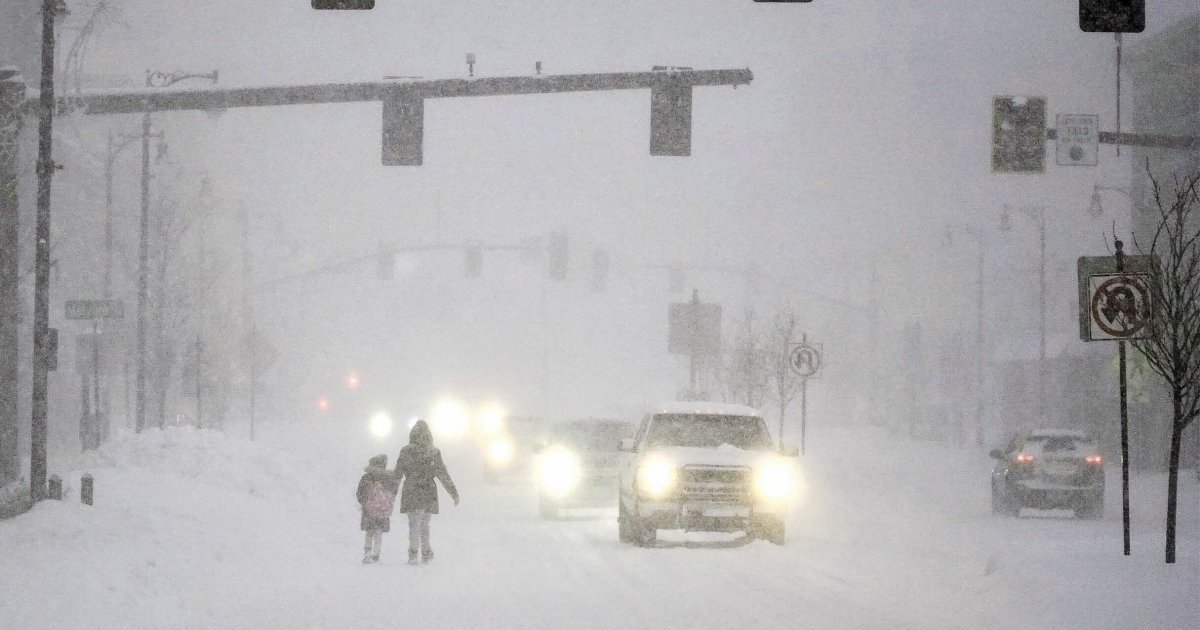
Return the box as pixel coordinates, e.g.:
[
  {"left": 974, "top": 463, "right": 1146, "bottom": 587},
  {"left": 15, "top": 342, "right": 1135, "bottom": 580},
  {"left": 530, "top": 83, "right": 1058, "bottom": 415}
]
[{"left": 1125, "top": 13, "right": 1200, "bottom": 471}]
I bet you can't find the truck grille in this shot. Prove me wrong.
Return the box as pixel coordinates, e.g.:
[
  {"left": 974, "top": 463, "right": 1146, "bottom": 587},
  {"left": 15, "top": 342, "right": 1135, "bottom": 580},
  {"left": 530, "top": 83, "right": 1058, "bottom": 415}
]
[{"left": 680, "top": 466, "right": 751, "bottom": 503}]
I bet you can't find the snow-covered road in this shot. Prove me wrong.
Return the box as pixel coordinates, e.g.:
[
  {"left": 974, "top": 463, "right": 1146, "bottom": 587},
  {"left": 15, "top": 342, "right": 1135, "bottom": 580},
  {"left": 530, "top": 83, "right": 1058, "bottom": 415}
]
[{"left": 2, "top": 422, "right": 1196, "bottom": 629}]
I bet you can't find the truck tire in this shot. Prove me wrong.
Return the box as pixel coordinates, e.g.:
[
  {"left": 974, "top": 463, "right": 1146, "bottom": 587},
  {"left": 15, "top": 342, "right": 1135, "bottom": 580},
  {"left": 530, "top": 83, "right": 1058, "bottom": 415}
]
[
  {"left": 764, "top": 517, "right": 786, "bottom": 546},
  {"left": 618, "top": 498, "right": 634, "bottom": 543}
]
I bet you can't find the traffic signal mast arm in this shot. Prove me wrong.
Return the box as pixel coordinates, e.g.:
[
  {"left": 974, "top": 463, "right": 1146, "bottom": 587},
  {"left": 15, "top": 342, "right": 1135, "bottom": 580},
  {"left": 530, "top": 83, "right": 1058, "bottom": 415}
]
[
  {"left": 254, "top": 240, "right": 542, "bottom": 291},
  {"left": 38, "top": 69, "right": 753, "bottom": 116},
  {"left": 1047, "top": 127, "right": 1200, "bottom": 151}
]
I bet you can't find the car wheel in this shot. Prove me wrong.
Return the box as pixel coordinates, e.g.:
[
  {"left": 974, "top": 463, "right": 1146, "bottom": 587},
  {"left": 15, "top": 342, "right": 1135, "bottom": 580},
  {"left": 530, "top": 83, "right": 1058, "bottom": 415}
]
[
  {"left": 763, "top": 517, "right": 786, "bottom": 546},
  {"left": 1077, "top": 493, "right": 1104, "bottom": 520},
  {"left": 538, "top": 494, "right": 558, "bottom": 520},
  {"left": 990, "top": 481, "right": 1010, "bottom": 516},
  {"left": 618, "top": 498, "right": 634, "bottom": 543},
  {"left": 635, "top": 523, "right": 657, "bottom": 547}
]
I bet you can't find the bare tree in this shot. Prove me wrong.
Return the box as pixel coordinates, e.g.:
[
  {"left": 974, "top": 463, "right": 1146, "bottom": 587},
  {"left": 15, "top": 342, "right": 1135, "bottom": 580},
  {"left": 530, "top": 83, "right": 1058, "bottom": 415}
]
[
  {"left": 766, "top": 308, "right": 804, "bottom": 452},
  {"left": 1131, "top": 166, "right": 1200, "bottom": 564},
  {"left": 718, "top": 308, "right": 769, "bottom": 408}
]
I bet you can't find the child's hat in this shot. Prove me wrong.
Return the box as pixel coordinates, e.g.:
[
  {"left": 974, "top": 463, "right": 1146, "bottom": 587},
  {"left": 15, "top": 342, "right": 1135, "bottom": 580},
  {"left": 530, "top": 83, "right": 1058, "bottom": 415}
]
[{"left": 368, "top": 453, "right": 387, "bottom": 469}]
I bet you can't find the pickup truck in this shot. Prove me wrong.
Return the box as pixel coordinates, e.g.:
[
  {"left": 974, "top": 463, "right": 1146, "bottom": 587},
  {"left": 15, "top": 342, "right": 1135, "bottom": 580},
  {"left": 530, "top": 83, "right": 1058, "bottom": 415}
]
[{"left": 617, "top": 402, "right": 798, "bottom": 546}]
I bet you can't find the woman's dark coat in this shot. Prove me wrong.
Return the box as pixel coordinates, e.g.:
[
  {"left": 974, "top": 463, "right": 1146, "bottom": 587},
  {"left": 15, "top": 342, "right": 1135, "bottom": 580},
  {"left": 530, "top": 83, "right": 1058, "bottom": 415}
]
[
  {"left": 394, "top": 420, "right": 459, "bottom": 514},
  {"left": 356, "top": 461, "right": 400, "bottom": 532}
]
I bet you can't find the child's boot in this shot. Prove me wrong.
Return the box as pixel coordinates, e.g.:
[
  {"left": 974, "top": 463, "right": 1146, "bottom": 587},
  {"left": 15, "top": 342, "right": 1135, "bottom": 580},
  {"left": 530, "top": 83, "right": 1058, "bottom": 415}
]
[
  {"left": 421, "top": 548, "right": 434, "bottom": 563},
  {"left": 407, "top": 549, "right": 418, "bottom": 565}
]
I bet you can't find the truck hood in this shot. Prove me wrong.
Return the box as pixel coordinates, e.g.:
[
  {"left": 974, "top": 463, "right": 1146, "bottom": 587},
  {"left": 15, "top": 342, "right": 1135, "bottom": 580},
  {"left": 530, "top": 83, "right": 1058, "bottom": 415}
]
[{"left": 643, "top": 444, "right": 773, "bottom": 468}]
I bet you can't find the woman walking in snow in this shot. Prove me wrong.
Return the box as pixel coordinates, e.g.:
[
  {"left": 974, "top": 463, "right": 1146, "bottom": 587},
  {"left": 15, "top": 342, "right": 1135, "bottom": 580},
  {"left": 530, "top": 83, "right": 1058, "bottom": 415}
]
[
  {"left": 394, "top": 419, "right": 460, "bottom": 565},
  {"left": 356, "top": 453, "right": 400, "bottom": 564}
]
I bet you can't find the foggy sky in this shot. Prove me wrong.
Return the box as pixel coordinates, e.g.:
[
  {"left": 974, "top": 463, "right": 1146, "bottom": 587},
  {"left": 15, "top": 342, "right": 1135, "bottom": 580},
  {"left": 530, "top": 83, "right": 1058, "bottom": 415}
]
[{"left": 41, "top": 0, "right": 1200, "bottom": 423}]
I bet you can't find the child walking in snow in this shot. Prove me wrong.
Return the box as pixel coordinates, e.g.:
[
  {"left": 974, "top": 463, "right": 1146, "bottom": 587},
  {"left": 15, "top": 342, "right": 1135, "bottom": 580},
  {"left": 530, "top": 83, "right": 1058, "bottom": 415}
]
[
  {"left": 356, "top": 454, "right": 400, "bottom": 564},
  {"left": 394, "top": 419, "right": 459, "bottom": 565}
]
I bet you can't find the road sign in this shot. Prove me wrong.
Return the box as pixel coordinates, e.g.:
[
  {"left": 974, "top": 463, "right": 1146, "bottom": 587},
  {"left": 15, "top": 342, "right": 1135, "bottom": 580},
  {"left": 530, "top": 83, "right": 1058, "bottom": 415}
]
[
  {"left": 789, "top": 342, "right": 822, "bottom": 378},
  {"left": 1088, "top": 274, "right": 1152, "bottom": 340},
  {"left": 668, "top": 298, "right": 721, "bottom": 356},
  {"left": 64, "top": 300, "right": 124, "bottom": 320},
  {"left": 1077, "top": 255, "right": 1155, "bottom": 341},
  {"left": 992, "top": 96, "right": 1046, "bottom": 173},
  {"left": 1055, "top": 114, "right": 1098, "bottom": 166}
]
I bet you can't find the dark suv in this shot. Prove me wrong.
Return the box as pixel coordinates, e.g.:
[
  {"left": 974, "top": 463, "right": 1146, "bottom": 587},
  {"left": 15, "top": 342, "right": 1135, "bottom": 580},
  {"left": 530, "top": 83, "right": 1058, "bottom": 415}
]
[
  {"left": 990, "top": 429, "right": 1105, "bottom": 519},
  {"left": 535, "top": 418, "right": 635, "bottom": 519}
]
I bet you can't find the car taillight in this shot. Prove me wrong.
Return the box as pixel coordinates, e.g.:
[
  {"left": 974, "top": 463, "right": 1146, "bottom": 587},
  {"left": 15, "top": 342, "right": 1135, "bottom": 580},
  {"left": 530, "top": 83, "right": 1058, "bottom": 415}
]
[
  {"left": 1016, "top": 453, "right": 1035, "bottom": 463},
  {"left": 1086, "top": 455, "right": 1103, "bottom": 464}
]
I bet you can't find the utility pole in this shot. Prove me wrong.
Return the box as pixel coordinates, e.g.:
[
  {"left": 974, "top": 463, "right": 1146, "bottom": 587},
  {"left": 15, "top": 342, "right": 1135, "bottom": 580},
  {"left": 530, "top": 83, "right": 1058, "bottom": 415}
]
[
  {"left": 31, "top": 0, "right": 66, "bottom": 500},
  {"left": 0, "top": 67, "right": 24, "bottom": 488}
]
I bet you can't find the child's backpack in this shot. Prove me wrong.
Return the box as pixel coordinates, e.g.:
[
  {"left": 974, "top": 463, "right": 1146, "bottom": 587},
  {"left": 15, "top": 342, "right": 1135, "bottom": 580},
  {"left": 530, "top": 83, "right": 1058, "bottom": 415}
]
[{"left": 364, "top": 479, "right": 396, "bottom": 519}]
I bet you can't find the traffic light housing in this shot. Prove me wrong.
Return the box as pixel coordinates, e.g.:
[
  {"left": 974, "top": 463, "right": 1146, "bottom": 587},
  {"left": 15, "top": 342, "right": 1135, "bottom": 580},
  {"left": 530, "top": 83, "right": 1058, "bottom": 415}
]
[
  {"left": 1079, "top": 1, "right": 1144, "bottom": 33},
  {"left": 548, "top": 232, "right": 569, "bottom": 281},
  {"left": 591, "top": 249, "right": 610, "bottom": 293},
  {"left": 464, "top": 245, "right": 483, "bottom": 278},
  {"left": 991, "top": 96, "right": 1046, "bottom": 173},
  {"left": 382, "top": 90, "right": 424, "bottom": 165},
  {"left": 650, "top": 81, "right": 692, "bottom": 156}
]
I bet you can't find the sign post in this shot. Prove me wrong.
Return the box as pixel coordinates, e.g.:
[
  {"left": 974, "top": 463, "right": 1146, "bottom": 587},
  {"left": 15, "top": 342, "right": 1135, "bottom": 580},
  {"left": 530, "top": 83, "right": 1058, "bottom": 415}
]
[
  {"left": 1077, "top": 243, "right": 1153, "bottom": 556},
  {"left": 65, "top": 300, "right": 124, "bottom": 450},
  {"left": 789, "top": 336, "right": 822, "bottom": 455}
]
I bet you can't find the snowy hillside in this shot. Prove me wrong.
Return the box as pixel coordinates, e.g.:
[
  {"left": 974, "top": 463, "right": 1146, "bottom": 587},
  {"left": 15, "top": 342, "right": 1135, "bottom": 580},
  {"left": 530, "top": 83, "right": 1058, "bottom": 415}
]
[{"left": 2, "top": 422, "right": 1196, "bottom": 629}]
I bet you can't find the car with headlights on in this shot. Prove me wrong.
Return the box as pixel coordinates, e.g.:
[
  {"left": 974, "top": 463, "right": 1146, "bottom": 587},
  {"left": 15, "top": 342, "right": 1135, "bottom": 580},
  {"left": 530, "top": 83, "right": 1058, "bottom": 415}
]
[
  {"left": 617, "top": 402, "right": 798, "bottom": 546},
  {"left": 534, "top": 418, "right": 636, "bottom": 519},
  {"left": 479, "top": 415, "right": 548, "bottom": 483},
  {"left": 990, "top": 428, "right": 1105, "bottom": 519}
]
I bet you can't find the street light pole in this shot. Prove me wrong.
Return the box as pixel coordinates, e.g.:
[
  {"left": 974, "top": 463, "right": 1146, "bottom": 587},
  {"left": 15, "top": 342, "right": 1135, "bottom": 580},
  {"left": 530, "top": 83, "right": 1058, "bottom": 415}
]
[
  {"left": 1000, "top": 205, "right": 1048, "bottom": 423},
  {"left": 945, "top": 223, "right": 987, "bottom": 446},
  {"left": 134, "top": 68, "right": 218, "bottom": 433}
]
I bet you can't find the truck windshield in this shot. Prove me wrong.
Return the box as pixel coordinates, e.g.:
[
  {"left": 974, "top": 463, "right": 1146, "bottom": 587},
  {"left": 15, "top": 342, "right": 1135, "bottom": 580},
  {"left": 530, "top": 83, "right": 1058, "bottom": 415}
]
[
  {"left": 644, "top": 414, "right": 773, "bottom": 450},
  {"left": 550, "top": 422, "right": 634, "bottom": 451}
]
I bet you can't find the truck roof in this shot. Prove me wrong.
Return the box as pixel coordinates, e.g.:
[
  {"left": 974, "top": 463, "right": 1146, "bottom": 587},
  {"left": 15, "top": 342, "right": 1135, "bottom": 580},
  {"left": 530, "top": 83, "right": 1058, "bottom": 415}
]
[{"left": 649, "top": 401, "right": 762, "bottom": 417}]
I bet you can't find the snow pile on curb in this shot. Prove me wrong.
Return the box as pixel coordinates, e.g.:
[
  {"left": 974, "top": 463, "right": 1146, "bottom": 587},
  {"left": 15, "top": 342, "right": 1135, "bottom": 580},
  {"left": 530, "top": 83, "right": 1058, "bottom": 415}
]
[{"left": 82, "top": 426, "right": 314, "bottom": 500}]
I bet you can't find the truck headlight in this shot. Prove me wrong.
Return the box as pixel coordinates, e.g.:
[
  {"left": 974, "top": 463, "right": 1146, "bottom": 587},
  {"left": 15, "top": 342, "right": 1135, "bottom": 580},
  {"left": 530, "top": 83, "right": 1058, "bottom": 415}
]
[
  {"left": 754, "top": 458, "right": 795, "bottom": 502},
  {"left": 487, "top": 438, "right": 514, "bottom": 466},
  {"left": 539, "top": 449, "right": 581, "bottom": 496},
  {"left": 637, "top": 458, "right": 677, "bottom": 497}
]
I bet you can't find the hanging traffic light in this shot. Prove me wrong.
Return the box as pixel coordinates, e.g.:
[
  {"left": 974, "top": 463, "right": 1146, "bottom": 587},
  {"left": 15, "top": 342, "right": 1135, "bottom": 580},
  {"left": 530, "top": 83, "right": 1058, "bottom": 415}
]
[
  {"left": 381, "top": 90, "right": 424, "bottom": 165},
  {"left": 548, "top": 231, "right": 569, "bottom": 281},
  {"left": 649, "top": 80, "right": 693, "bottom": 156},
  {"left": 464, "top": 245, "right": 483, "bottom": 278},
  {"left": 591, "top": 249, "right": 610, "bottom": 293},
  {"left": 991, "top": 96, "right": 1046, "bottom": 173},
  {"left": 1079, "top": 1, "right": 1144, "bottom": 33}
]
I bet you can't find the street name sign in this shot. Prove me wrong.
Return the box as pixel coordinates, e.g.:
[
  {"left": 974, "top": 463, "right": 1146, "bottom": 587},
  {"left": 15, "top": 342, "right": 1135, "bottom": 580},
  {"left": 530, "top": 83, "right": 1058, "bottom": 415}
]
[
  {"left": 64, "top": 300, "right": 125, "bottom": 320},
  {"left": 1077, "top": 255, "right": 1154, "bottom": 341},
  {"left": 1055, "top": 114, "right": 1099, "bottom": 166}
]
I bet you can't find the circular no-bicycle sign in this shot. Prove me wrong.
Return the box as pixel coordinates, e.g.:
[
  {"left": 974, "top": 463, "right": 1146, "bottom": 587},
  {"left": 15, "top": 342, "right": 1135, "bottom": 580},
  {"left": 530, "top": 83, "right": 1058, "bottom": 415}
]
[
  {"left": 789, "top": 343, "right": 822, "bottom": 378},
  {"left": 1088, "top": 273, "right": 1152, "bottom": 340}
]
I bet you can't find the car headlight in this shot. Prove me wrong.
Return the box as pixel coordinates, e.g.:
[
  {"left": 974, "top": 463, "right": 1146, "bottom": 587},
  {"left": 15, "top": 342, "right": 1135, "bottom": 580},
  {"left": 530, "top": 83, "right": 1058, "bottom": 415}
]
[
  {"left": 368, "top": 412, "right": 394, "bottom": 439},
  {"left": 477, "top": 404, "right": 505, "bottom": 436},
  {"left": 487, "top": 438, "right": 514, "bottom": 466},
  {"left": 539, "top": 449, "right": 582, "bottom": 496},
  {"left": 754, "top": 458, "right": 795, "bottom": 502},
  {"left": 636, "top": 458, "right": 677, "bottom": 497}
]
